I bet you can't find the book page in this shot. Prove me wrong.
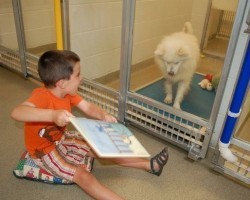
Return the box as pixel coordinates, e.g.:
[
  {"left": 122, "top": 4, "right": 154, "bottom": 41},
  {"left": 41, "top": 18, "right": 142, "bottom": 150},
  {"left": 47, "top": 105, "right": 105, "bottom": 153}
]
[{"left": 69, "top": 117, "right": 150, "bottom": 158}]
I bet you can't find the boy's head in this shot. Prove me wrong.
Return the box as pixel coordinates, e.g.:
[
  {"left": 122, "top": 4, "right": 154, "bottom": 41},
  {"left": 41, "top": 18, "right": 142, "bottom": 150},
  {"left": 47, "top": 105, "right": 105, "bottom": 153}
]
[{"left": 38, "top": 50, "right": 80, "bottom": 88}]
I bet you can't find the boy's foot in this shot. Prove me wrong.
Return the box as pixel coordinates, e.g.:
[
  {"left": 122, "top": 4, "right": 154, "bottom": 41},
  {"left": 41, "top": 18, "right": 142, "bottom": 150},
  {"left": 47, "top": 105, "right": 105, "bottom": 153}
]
[{"left": 149, "top": 147, "right": 169, "bottom": 176}]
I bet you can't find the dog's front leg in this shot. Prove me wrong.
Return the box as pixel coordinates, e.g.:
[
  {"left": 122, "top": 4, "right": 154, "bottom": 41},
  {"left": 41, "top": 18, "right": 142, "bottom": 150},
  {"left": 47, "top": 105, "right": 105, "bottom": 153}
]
[
  {"left": 164, "top": 80, "right": 173, "bottom": 104},
  {"left": 174, "top": 81, "right": 189, "bottom": 109}
]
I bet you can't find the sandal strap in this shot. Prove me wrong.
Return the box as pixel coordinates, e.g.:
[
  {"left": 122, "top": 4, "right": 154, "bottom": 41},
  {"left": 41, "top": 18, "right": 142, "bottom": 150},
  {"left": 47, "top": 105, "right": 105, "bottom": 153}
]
[{"left": 149, "top": 147, "right": 169, "bottom": 176}]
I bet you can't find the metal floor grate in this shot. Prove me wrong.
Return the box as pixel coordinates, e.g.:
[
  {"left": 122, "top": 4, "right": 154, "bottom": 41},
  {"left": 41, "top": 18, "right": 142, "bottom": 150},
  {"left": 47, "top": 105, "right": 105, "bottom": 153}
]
[{"left": 0, "top": 46, "right": 22, "bottom": 73}]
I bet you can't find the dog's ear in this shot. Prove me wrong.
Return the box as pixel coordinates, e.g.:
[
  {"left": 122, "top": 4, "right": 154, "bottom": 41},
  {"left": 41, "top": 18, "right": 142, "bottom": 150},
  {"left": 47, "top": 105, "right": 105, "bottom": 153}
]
[
  {"left": 177, "top": 47, "right": 189, "bottom": 57},
  {"left": 154, "top": 45, "right": 165, "bottom": 57},
  {"left": 182, "top": 22, "right": 193, "bottom": 34}
]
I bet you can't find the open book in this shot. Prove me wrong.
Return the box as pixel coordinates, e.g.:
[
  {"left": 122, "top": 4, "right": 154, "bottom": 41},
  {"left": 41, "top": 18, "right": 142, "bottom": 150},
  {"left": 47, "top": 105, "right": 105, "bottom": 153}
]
[{"left": 69, "top": 117, "right": 150, "bottom": 158}]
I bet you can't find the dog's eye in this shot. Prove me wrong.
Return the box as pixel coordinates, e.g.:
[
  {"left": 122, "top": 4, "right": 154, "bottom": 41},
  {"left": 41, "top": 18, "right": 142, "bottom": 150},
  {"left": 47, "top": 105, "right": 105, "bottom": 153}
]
[{"left": 175, "top": 61, "right": 180, "bottom": 64}]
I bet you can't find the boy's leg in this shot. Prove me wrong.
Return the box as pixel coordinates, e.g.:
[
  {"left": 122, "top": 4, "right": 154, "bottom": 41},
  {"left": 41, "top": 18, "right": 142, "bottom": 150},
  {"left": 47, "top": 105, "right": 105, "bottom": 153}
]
[
  {"left": 88, "top": 151, "right": 153, "bottom": 171},
  {"left": 41, "top": 143, "right": 124, "bottom": 199},
  {"left": 106, "top": 147, "right": 169, "bottom": 176},
  {"left": 108, "top": 157, "right": 150, "bottom": 170},
  {"left": 73, "top": 166, "right": 124, "bottom": 200}
]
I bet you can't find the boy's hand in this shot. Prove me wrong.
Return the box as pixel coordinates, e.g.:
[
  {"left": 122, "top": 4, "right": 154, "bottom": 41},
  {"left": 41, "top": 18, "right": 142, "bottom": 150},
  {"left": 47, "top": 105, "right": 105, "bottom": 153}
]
[
  {"left": 103, "top": 113, "right": 117, "bottom": 123},
  {"left": 52, "top": 110, "right": 74, "bottom": 127}
]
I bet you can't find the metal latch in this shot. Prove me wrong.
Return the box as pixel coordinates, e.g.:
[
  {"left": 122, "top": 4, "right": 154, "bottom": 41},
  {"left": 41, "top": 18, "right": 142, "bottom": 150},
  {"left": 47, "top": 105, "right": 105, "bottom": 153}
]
[{"left": 244, "top": 7, "right": 250, "bottom": 33}]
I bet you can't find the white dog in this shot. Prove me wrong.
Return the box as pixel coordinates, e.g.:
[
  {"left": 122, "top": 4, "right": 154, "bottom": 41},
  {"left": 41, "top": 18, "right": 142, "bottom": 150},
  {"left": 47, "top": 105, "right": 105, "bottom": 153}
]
[{"left": 154, "top": 22, "right": 200, "bottom": 109}]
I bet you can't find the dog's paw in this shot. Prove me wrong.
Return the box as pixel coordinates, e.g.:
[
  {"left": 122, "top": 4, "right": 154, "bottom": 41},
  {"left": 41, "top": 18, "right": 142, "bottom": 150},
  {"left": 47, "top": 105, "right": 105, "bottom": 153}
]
[
  {"left": 164, "top": 96, "right": 172, "bottom": 104},
  {"left": 173, "top": 103, "right": 181, "bottom": 109}
]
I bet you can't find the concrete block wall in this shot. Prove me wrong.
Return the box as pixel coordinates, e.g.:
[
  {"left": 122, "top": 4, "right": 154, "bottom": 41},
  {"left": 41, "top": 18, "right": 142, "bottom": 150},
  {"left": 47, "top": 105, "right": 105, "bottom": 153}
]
[
  {"left": 69, "top": 0, "right": 209, "bottom": 80},
  {"left": 21, "top": 0, "right": 55, "bottom": 49},
  {"left": 0, "top": 0, "right": 18, "bottom": 49},
  {"left": 0, "top": 0, "right": 55, "bottom": 50}
]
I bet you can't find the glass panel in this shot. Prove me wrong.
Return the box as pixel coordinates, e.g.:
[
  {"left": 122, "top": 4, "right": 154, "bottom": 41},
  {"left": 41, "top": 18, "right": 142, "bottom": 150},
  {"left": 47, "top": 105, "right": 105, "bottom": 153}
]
[
  {"left": 234, "top": 89, "right": 250, "bottom": 143},
  {"left": 21, "top": 0, "right": 56, "bottom": 55},
  {"left": 130, "top": 0, "right": 239, "bottom": 120},
  {"left": 69, "top": 0, "right": 123, "bottom": 91},
  {"left": 0, "top": 0, "right": 19, "bottom": 50}
]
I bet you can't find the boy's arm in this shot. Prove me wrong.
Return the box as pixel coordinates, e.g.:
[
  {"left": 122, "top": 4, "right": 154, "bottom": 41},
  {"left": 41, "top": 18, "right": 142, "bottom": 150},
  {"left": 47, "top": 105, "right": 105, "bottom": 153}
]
[
  {"left": 11, "top": 101, "right": 74, "bottom": 127},
  {"left": 76, "top": 99, "right": 117, "bottom": 123}
]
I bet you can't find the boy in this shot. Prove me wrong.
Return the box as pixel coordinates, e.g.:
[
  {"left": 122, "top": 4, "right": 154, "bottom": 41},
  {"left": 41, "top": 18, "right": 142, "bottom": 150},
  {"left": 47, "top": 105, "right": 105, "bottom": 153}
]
[{"left": 11, "top": 50, "right": 168, "bottom": 200}]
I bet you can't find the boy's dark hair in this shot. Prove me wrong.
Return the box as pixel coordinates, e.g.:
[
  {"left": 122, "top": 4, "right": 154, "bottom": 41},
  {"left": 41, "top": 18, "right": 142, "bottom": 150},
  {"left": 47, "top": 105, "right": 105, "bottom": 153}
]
[{"left": 38, "top": 50, "right": 80, "bottom": 88}]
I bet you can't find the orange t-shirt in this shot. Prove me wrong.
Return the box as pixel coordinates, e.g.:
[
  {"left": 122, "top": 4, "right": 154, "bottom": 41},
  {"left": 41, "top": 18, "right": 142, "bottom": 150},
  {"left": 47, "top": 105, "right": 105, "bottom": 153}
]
[{"left": 25, "top": 87, "right": 82, "bottom": 158}]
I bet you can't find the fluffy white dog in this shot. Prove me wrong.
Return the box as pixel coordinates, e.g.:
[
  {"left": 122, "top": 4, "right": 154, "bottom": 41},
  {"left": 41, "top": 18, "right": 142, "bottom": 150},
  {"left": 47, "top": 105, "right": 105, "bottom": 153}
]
[{"left": 154, "top": 22, "right": 200, "bottom": 109}]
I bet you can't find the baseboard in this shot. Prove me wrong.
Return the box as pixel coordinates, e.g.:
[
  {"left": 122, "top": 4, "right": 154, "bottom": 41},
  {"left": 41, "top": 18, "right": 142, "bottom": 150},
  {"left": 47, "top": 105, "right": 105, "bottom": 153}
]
[{"left": 94, "top": 58, "right": 155, "bottom": 85}]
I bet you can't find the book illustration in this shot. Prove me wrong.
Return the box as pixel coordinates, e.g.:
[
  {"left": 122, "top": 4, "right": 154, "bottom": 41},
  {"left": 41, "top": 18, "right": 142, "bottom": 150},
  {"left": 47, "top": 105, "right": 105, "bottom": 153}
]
[{"left": 69, "top": 117, "right": 150, "bottom": 158}]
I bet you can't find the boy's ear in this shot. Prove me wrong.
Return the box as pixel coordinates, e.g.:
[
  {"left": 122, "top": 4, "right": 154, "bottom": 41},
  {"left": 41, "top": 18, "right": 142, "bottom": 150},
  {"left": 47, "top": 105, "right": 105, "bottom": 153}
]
[{"left": 56, "top": 79, "right": 66, "bottom": 89}]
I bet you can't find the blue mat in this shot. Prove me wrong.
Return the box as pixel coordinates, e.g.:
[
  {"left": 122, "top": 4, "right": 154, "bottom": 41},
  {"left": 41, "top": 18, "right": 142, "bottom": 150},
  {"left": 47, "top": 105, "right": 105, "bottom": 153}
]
[{"left": 136, "top": 74, "right": 215, "bottom": 119}]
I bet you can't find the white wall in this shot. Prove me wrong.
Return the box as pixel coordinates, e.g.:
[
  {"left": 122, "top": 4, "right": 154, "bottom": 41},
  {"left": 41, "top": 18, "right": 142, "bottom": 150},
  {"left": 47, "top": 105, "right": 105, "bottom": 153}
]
[
  {"left": 132, "top": 0, "right": 194, "bottom": 65},
  {"left": 0, "top": 0, "right": 55, "bottom": 51},
  {"left": 133, "top": 0, "right": 209, "bottom": 64},
  {"left": 21, "top": 0, "right": 55, "bottom": 49},
  {"left": 69, "top": 0, "right": 122, "bottom": 80},
  {"left": 69, "top": 0, "right": 209, "bottom": 80},
  {"left": 0, "top": 0, "right": 18, "bottom": 49},
  {"left": 0, "top": 0, "right": 209, "bottom": 78},
  {"left": 191, "top": 0, "right": 210, "bottom": 45}
]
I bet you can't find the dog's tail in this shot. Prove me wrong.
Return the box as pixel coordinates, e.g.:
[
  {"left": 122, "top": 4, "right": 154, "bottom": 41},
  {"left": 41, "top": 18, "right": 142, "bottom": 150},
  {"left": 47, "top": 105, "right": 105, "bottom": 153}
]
[{"left": 182, "top": 22, "right": 193, "bottom": 34}]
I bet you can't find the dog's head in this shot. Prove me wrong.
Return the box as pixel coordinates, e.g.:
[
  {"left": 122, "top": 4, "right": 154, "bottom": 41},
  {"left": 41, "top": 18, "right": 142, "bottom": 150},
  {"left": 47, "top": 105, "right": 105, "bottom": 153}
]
[{"left": 154, "top": 40, "right": 190, "bottom": 76}]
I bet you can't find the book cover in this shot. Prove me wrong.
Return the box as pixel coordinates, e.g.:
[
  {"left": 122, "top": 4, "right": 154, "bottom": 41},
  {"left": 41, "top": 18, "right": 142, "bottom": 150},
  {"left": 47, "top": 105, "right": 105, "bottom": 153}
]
[{"left": 69, "top": 117, "right": 150, "bottom": 158}]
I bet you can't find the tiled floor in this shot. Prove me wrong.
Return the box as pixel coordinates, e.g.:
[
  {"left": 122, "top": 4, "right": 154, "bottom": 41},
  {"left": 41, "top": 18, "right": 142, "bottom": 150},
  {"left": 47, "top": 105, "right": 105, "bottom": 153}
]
[{"left": 203, "top": 37, "right": 229, "bottom": 59}]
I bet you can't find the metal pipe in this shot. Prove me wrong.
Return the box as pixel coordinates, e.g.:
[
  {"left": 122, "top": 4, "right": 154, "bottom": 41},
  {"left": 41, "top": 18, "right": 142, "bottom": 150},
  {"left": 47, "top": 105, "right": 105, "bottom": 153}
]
[
  {"left": 219, "top": 37, "right": 250, "bottom": 162},
  {"left": 118, "top": 0, "right": 136, "bottom": 123},
  {"left": 54, "top": 0, "right": 63, "bottom": 50},
  {"left": 12, "top": 0, "right": 27, "bottom": 76},
  {"left": 61, "top": 0, "right": 70, "bottom": 50}
]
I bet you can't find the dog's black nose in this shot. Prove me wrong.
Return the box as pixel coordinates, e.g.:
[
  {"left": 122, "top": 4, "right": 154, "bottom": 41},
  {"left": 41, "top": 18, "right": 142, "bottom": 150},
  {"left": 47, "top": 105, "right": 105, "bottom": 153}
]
[{"left": 168, "top": 71, "right": 174, "bottom": 76}]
